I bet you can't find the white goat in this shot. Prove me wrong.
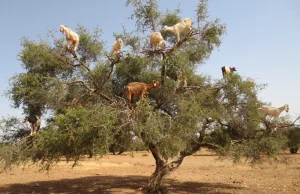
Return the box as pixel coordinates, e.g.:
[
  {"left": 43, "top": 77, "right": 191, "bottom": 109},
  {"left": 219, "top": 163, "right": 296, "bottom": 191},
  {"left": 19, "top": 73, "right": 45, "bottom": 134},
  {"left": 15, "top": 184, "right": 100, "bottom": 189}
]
[
  {"left": 111, "top": 38, "right": 123, "bottom": 56},
  {"left": 150, "top": 32, "right": 166, "bottom": 50},
  {"left": 162, "top": 17, "right": 192, "bottom": 42},
  {"left": 258, "top": 104, "right": 289, "bottom": 122},
  {"left": 175, "top": 72, "right": 187, "bottom": 88},
  {"left": 60, "top": 25, "right": 80, "bottom": 52}
]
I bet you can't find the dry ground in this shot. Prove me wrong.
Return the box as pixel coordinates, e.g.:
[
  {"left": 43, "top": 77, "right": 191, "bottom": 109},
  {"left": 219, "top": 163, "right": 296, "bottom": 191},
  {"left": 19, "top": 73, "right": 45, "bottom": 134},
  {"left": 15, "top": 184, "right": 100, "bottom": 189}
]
[{"left": 0, "top": 149, "right": 300, "bottom": 194}]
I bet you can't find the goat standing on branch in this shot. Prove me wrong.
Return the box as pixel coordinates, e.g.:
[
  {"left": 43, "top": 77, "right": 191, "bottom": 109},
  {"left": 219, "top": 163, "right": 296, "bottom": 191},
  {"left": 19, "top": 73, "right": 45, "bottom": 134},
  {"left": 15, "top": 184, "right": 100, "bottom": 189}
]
[
  {"left": 111, "top": 38, "right": 123, "bottom": 57},
  {"left": 122, "top": 80, "right": 160, "bottom": 105},
  {"left": 175, "top": 72, "right": 187, "bottom": 88},
  {"left": 23, "top": 115, "right": 41, "bottom": 136},
  {"left": 150, "top": 32, "right": 167, "bottom": 50},
  {"left": 60, "top": 25, "right": 80, "bottom": 53},
  {"left": 258, "top": 104, "right": 289, "bottom": 122},
  {"left": 163, "top": 17, "right": 192, "bottom": 42},
  {"left": 221, "top": 66, "right": 237, "bottom": 78}
]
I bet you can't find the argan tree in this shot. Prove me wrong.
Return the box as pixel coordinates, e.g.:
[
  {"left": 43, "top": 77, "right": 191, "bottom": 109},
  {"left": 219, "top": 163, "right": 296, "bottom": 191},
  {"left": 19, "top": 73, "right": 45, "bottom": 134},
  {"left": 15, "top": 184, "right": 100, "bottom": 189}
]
[{"left": 0, "top": 1, "right": 296, "bottom": 193}]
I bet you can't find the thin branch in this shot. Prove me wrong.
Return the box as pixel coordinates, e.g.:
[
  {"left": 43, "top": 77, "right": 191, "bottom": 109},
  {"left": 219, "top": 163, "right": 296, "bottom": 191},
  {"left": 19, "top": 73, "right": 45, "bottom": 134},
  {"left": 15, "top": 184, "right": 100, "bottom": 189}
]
[
  {"left": 98, "top": 93, "right": 114, "bottom": 103},
  {"left": 276, "top": 116, "right": 300, "bottom": 129},
  {"left": 57, "top": 46, "right": 91, "bottom": 72},
  {"left": 105, "top": 54, "right": 121, "bottom": 79},
  {"left": 64, "top": 80, "right": 95, "bottom": 93},
  {"left": 63, "top": 80, "right": 114, "bottom": 103},
  {"left": 73, "top": 57, "right": 91, "bottom": 72}
]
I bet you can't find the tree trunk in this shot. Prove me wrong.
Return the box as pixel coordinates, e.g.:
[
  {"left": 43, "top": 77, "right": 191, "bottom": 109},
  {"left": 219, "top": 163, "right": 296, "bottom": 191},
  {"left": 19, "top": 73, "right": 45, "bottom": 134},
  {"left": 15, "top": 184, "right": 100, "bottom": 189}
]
[{"left": 146, "top": 161, "right": 169, "bottom": 193}]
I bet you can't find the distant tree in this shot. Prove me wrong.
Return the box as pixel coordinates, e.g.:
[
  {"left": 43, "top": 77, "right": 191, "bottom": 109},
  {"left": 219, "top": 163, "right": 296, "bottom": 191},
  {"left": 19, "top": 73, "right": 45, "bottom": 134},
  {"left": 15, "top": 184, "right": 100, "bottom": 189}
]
[
  {"left": 0, "top": 116, "right": 30, "bottom": 143},
  {"left": 1, "top": 1, "right": 298, "bottom": 193}
]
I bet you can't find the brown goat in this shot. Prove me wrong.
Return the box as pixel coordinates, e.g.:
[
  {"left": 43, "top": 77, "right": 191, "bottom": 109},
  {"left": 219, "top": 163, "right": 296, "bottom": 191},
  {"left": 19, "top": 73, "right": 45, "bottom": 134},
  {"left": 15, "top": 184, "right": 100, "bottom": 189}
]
[{"left": 123, "top": 80, "right": 160, "bottom": 104}]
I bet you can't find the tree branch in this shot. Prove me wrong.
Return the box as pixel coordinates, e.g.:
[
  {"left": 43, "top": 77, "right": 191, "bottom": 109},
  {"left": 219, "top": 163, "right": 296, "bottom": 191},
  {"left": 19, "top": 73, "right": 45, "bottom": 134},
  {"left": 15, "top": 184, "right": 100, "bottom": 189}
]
[
  {"left": 98, "top": 93, "right": 114, "bottom": 103},
  {"left": 276, "top": 116, "right": 300, "bottom": 129},
  {"left": 98, "top": 54, "right": 122, "bottom": 90},
  {"left": 64, "top": 80, "right": 95, "bottom": 93},
  {"left": 57, "top": 46, "right": 91, "bottom": 72},
  {"left": 63, "top": 80, "right": 114, "bottom": 103},
  {"left": 73, "top": 57, "right": 91, "bottom": 72}
]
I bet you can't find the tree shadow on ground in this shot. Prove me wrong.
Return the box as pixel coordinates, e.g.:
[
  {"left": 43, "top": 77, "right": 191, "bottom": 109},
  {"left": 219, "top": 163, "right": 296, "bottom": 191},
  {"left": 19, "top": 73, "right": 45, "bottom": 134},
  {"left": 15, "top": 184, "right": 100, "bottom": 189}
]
[{"left": 0, "top": 175, "right": 244, "bottom": 194}]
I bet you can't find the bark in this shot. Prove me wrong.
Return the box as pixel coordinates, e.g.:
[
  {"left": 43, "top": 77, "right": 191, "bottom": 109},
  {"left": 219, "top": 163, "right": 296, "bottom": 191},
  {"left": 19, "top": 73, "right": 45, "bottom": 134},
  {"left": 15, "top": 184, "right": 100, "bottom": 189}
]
[
  {"left": 145, "top": 143, "right": 169, "bottom": 193},
  {"left": 143, "top": 119, "right": 210, "bottom": 193},
  {"left": 146, "top": 161, "right": 169, "bottom": 193},
  {"left": 144, "top": 142, "right": 186, "bottom": 193}
]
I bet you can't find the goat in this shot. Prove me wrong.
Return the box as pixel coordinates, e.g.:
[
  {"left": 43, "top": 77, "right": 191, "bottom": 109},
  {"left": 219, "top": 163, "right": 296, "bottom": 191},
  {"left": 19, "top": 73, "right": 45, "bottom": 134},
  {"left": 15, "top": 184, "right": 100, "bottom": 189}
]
[
  {"left": 60, "top": 25, "right": 80, "bottom": 52},
  {"left": 162, "top": 17, "right": 192, "bottom": 42},
  {"left": 221, "top": 66, "right": 237, "bottom": 78},
  {"left": 111, "top": 38, "right": 123, "bottom": 56},
  {"left": 258, "top": 104, "right": 289, "bottom": 122},
  {"left": 175, "top": 73, "right": 187, "bottom": 88},
  {"left": 23, "top": 115, "right": 41, "bottom": 136},
  {"left": 150, "top": 32, "right": 167, "bottom": 50},
  {"left": 122, "top": 80, "right": 160, "bottom": 105}
]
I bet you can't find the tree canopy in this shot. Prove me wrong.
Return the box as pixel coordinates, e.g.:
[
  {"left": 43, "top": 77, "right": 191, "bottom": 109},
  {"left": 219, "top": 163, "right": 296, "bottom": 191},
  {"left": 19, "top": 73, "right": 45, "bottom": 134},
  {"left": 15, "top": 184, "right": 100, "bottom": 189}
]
[{"left": 1, "top": 1, "right": 298, "bottom": 193}]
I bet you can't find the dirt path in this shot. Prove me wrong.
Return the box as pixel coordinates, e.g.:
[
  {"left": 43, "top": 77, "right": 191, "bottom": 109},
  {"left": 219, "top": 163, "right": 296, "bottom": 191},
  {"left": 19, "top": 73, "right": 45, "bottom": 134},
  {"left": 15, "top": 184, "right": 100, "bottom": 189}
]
[{"left": 0, "top": 150, "right": 300, "bottom": 193}]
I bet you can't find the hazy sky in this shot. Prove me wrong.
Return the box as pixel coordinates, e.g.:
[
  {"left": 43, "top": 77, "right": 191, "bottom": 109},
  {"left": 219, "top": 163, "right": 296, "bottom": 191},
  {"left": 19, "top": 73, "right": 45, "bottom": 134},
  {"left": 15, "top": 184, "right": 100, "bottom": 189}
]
[{"left": 0, "top": 0, "right": 299, "bottom": 121}]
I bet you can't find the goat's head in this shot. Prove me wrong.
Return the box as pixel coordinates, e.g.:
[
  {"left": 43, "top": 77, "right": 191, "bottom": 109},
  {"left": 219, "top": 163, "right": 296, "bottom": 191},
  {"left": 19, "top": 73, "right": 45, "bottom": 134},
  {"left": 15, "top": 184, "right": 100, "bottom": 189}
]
[
  {"left": 160, "top": 40, "right": 167, "bottom": 48},
  {"left": 231, "top": 67, "right": 237, "bottom": 72},
  {"left": 162, "top": 26, "right": 168, "bottom": 31},
  {"left": 182, "top": 18, "right": 192, "bottom": 25},
  {"left": 117, "top": 38, "right": 123, "bottom": 45},
  {"left": 284, "top": 104, "right": 289, "bottom": 112},
  {"left": 23, "top": 116, "right": 28, "bottom": 123},
  {"left": 152, "top": 80, "right": 160, "bottom": 88},
  {"left": 60, "top": 25, "right": 66, "bottom": 33}
]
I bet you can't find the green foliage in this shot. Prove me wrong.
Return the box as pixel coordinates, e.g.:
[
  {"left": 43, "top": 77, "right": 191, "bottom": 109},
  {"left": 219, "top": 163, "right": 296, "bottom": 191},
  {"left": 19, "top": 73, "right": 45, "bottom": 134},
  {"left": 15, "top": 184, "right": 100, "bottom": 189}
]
[
  {"left": 8, "top": 73, "right": 55, "bottom": 115},
  {"left": 76, "top": 25, "right": 105, "bottom": 62},
  {"left": 126, "top": 0, "right": 161, "bottom": 32},
  {"left": 1, "top": 2, "right": 296, "bottom": 191},
  {"left": 0, "top": 116, "right": 29, "bottom": 143},
  {"left": 196, "top": 0, "right": 209, "bottom": 26},
  {"left": 286, "top": 127, "right": 300, "bottom": 149},
  {"left": 233, "top": 134, "right": 288, "bottom": 164}
]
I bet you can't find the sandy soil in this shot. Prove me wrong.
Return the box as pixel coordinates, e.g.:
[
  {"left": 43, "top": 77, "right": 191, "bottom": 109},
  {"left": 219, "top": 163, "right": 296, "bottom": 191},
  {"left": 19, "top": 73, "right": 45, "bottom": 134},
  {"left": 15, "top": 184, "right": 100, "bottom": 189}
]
[{"left": 0, "top": 149, "right": 300, "bottom": 194}]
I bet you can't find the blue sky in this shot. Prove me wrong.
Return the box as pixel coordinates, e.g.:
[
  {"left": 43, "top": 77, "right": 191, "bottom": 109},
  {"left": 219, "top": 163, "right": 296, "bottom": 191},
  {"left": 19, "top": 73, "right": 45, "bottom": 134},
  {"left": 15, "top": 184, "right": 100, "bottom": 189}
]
[{"left": 0, "top": 0, "right": 299, "bottom": 121}]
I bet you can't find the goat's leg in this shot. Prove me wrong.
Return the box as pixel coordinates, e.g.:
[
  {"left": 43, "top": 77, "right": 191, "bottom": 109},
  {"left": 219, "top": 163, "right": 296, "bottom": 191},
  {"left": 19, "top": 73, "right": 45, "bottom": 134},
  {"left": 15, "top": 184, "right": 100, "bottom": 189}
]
[
  {"left": 175, "top": 78, "right": 180, "bottom": 89},
  {"left": 127, "top": 94, "right": 131, "bottom": 105},
  {"left": 128, "top": 94, "right": 135, "bottom": 108},
  {"left": 73, "top": 40, "right": 78, "bottom": 52},
  {"left": 183, "top": 77, "right": 187, "bottom": 87},
  {"left": 30, "top": 123, "right": 34, "bottom": 136},
  {"left": 33, "top": 123, "right": 37, "bottom": 134},
  {"left": 139, "top": 93, "right": 145, "bottom": 102}
]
